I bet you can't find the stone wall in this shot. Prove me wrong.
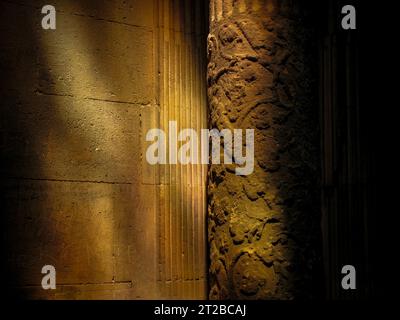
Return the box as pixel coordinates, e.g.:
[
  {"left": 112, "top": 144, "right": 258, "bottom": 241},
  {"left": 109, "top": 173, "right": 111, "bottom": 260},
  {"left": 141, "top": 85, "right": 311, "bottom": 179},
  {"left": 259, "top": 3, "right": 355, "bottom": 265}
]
[
  {"left": 207, "top": 0, "right": 321, "bottom": 299},
  {"left": 1, "top": 0, "right": 207, "bottom": 299}
]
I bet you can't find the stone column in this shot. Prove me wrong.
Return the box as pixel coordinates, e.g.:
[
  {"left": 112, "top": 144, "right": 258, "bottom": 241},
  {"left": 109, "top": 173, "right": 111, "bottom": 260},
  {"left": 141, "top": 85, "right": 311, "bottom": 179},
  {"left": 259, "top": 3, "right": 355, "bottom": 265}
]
[
  {"left": 207, "top": 0, "right": 321, "bottom": 299},
  {"left": 151, "top": 0, "right": 208, "bottom": 299}
]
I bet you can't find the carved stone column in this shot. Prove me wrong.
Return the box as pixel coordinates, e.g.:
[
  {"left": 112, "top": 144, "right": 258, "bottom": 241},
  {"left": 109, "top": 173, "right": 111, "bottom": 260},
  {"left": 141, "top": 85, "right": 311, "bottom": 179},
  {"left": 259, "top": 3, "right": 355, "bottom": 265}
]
[{"left": 207, "top": 0, "right": 321, "bottom": 299}]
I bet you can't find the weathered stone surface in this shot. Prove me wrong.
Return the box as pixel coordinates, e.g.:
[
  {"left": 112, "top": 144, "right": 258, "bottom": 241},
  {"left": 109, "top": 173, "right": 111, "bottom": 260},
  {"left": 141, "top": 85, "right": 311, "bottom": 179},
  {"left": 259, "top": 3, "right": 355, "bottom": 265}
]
[
  {"left": 36, "top": 13, "right": 154, "bottom": 103},
  {"left": 1, "top": 0, "right": 207, "bottom": 300},
  {"left": 3, "top": 180, "right": 127, "bottom": 284},
  {"left": 13, "top": 282, "right": 134, "bottom": 300},
  {"left": 208, "top": 0, "right": 321, "bottom": 299},
  {"left": 0, "top": 1, "right": 154, "bottom": 103},
  {"left": 3, "top": 179, "right": 158, "bottom": 298},
  {"left": 24, "top": 0, "right": 155, "bottom": 28},
  {"left": 1, "top": 94, "right": 141, "bottom": 183}
]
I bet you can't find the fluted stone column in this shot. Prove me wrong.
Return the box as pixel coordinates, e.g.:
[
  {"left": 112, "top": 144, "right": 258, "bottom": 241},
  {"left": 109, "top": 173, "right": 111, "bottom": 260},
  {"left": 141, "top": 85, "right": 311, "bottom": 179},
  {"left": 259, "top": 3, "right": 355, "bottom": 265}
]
[{"left": 207, "top": 0, "right": 321, "bottom": 299}]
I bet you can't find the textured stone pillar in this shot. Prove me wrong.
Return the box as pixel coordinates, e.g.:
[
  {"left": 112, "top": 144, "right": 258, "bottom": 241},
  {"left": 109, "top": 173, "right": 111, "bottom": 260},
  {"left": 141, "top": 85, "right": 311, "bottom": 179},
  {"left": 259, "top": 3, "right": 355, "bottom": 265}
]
[{"left": 207, "top": 0, "right": 321, "bottom": 299}]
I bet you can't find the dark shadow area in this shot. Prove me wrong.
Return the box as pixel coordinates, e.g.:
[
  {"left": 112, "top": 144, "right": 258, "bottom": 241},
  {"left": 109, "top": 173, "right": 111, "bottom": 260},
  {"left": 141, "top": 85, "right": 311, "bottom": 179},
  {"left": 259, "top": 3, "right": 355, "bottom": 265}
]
[{"left": 319, "top": 0, "right": 378, "bottom": 299}]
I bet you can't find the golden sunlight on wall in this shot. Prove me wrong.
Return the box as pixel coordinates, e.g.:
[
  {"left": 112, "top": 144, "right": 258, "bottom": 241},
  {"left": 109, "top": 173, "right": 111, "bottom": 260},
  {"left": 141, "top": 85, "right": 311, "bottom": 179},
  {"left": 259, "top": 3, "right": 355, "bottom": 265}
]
[{"left": 1, "top": 0, "right": 207, "bottom": 299}]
